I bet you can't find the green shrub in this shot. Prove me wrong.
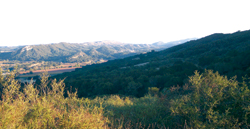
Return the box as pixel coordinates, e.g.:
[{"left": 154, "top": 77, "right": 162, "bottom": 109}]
[
  {"left": 170, "top": 70, "right": 250, "bottom": 128},
  {"left": 99, "top": 95, "right": 169, "bottom": 128},
  {"left": 0, "top": 68, "right": 108, "bottom": 129},
  {"left": 148, "top": 87, "right": 160, "bottom": 96}
]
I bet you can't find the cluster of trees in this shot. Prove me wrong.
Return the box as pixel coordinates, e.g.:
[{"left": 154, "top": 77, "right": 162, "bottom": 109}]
[{"left": 54, "top": 61, "right": 201, "bottom": 98}]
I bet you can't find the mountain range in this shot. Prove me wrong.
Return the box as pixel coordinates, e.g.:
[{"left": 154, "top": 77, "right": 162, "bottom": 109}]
[{"left": 0, "top": 39, "right": 195, "bottom": 62}]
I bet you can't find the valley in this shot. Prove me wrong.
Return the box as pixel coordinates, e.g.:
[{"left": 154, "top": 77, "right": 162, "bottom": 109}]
[
  {"left": 1, "top": 30, "right": 250, "bottom": 128},
  {"left": 0, "top": 59, "right": 108, "bottom": 83}
]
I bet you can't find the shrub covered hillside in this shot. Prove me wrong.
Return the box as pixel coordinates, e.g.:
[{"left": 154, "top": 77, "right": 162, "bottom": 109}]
[
  {"left": 53, "top": 29, "right": 250, "bottom": 98},
  {"left": 1, "top": 67, "right": 250, "bottom": 128}
]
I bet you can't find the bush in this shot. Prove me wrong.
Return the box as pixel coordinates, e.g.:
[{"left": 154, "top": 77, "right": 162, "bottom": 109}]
[
  {"left": 0, "top": 69, "right": 108, "bottom": 129},
  {"left": 170, "top": 70, "right": 250, "bottom": 128}
]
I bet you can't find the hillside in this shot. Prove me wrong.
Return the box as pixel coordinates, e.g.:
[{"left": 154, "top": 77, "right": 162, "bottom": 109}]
[
  {"left": 52, "top": 30, "right": 250, "bottom": 98},
  {"left": 0, "top": 39, "right": 194, "bottom": 63}
]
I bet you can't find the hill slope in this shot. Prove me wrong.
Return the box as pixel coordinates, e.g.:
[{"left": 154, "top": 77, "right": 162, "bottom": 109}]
[
  {"left": 0, "top": 39, "right": 195, "bottom": 62},
  {"left": 1, "top": 42, "right": 153, "bottom": 62},
  {"left": 52, "top": 30, "right": 250, "bottom": 98}
]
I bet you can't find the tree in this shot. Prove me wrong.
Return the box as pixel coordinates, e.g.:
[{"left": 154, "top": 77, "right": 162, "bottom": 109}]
[{"left": 126, "top": 81, "right": 142, "bottom": 96}]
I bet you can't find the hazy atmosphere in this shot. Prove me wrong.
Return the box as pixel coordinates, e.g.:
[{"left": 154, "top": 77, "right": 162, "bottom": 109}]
[{"left": 1, "top": 0, "right": 249, "bottom": 46}]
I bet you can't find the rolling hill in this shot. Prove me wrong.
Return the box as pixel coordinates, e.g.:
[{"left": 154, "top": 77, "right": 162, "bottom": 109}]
[
  {"left": 51, "top": 30, "right": 250, "bottom": 98},
  {"left": 0, "top": 39, "right": 194, "bottom": 62}
]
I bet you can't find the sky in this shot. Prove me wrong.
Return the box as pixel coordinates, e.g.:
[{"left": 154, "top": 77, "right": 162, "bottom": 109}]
[{"left": 0, "top": 0, "right": 250, "bottom": 46}]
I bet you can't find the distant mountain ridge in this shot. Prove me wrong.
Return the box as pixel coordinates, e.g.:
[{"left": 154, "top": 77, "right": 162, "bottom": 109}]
[
  {"left": 0, "top": 39, "right": 195, "bottom": 62},
  {"left": 0, "top": 46, "right": 23, "bottom": 53},
  {"left": 151, "top": 38, "right": 197, "bottom": 50}
]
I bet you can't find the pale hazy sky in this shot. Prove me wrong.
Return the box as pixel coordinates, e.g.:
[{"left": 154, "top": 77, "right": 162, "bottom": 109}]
[{"left": 0, "top": 0, "right": 249, "bottom": 46}]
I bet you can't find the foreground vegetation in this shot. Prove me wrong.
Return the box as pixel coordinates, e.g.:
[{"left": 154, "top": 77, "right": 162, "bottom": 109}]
[
  {"left": 0, "top": 69, "right": 109, "bottom": 128},
  {"left": 1, "top": 67, "right": 250, "bottom": 128}
]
